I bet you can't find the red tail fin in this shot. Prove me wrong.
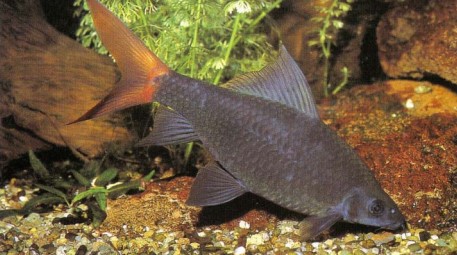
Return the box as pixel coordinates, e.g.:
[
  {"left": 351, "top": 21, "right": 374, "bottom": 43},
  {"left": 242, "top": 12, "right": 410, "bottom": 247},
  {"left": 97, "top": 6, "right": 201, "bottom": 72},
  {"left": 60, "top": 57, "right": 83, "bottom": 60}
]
[{"left": 69, "top": 0, "right": 169, "bottom": 124}]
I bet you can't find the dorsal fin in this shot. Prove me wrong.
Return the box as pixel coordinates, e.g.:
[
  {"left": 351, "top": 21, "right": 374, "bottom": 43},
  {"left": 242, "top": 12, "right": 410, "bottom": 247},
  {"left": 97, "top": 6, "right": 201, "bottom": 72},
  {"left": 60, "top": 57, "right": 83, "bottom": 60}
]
[{"left": 223, "top": 45, "right": 319, "bottom": 118}]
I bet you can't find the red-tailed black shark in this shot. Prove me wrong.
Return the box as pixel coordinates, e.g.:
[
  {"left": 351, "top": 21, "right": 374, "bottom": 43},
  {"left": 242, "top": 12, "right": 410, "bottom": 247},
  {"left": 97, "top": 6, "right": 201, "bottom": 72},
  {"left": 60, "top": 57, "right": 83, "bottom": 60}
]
[{"left": 72, "top": 0, "right": 406, "bottom": 240}]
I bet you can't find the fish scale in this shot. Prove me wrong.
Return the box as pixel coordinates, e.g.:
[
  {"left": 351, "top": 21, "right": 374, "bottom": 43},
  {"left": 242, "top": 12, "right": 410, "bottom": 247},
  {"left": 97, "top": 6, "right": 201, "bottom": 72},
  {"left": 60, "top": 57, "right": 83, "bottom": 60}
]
[{"left": 72, "top": 0, "right": 406, "bottom": 240}]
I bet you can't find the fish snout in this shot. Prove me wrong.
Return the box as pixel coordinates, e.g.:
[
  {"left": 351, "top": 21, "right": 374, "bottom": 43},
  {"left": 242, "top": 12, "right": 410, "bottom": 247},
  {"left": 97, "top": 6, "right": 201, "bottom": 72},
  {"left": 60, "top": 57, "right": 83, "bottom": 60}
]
[
  {"left": 383, "top": 218, "right": 407, "bottom": 231},
  {"left": 382, "top": 207, "right": 407, "bottom": 230}
]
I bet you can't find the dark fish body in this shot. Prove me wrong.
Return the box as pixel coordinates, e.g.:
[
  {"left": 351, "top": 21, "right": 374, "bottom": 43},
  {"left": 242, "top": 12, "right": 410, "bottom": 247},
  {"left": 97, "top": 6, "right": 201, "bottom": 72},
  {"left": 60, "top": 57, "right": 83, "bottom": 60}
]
[
  {"left": 73, "top": 0, "right": 406, "bottom": 240},
  {"left": 154, "top": 73, "right": 383, "bottom": 215}
]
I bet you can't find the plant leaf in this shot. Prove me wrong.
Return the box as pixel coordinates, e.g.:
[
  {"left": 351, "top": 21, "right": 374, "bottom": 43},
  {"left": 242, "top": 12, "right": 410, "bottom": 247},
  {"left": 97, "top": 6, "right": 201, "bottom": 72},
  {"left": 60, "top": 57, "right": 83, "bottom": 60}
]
[
  {"left": 81, "top": 161, "right": 101, "bottom": 180},
  {"left": 21, "top": 193, "right": 66, "bottom": 213},
  {"left": 72, "top": 187, "right": 107, "bottom": 205},
  {"left": 0, "top": 209, "right": 22, "bottom": 219},
  {"left": 28, "top": 150, "right": 50, "bottom": 179},
  {"left": 87, "top": 202, "right": 107, "bottom": 228},
  {"left": 95, "top": 168, "right": 119, "bottom": 187},
  {"left": 35, "top": 184, "right": 69, "bottom": 205},
  {"left": 71, "top": 170, "right": 91, "bottom": 187},
  {"left": 332, "top": 20, "right": 344, "bottom": 29},
  {"left": 143, "top": 170, "right": 156, "bottom": 181},
  {"left": 94, "top": 192, "right": 107, "bottom": 211},
  {"left": 107, "top": 180, "right": 141, "bottom": 199}
]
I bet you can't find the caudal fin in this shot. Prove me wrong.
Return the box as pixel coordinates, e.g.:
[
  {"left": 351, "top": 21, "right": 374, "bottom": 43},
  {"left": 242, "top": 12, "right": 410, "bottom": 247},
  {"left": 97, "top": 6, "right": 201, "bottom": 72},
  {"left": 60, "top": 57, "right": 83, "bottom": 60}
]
[{"left": 69, "top": 0, "right": 170, "bottom": 124}]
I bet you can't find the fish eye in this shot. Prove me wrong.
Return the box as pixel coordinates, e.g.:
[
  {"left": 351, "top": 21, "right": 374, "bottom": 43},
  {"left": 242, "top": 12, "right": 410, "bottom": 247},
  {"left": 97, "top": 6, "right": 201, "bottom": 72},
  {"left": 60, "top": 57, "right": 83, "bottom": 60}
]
[{"left": 369, "top": 199, "right": 385, "bottom": 216}]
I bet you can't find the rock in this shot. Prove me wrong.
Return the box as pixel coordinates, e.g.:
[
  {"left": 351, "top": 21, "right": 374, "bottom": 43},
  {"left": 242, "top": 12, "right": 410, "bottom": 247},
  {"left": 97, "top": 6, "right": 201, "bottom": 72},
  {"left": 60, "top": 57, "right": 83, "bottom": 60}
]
[
  {"left": 377, "top": 0, "right": 457, "bottom": 86},
  {"left": 367, "top": 232, "right": 395, "bottom": 246},
  {"left": 100, "top": 176, "right": 199, "bottom": 235},
  {"left": 272, "top": 0, "right": 387, "bottom": 97}
]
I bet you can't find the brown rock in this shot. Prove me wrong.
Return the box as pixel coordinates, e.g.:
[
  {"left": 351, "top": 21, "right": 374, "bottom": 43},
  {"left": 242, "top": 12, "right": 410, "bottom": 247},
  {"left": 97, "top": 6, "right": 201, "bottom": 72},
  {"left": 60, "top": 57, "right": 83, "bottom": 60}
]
[{"left": 377, "top": 0, "right": 457, "bottom": 85}]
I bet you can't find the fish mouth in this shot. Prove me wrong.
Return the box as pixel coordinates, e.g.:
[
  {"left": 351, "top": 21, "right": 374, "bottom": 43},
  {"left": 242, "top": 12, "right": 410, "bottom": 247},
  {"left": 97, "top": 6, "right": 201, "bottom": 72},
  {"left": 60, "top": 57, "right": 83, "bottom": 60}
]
[{"left": 380, "top": 220, "right": 407, "bottom": 231}]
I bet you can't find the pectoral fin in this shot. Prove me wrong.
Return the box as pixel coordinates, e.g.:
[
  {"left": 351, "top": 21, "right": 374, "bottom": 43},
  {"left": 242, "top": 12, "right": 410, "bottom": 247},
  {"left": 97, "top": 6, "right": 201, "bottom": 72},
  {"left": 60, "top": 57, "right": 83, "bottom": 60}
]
[
  {"left": 186, "top": 162, "right": 247, "bottom": 206},
  {"left": 137, "top": 106, "right": 199, "bottom": 146},
  {"left": 299, "top": 212, "right": 342, "bottom": 241}
]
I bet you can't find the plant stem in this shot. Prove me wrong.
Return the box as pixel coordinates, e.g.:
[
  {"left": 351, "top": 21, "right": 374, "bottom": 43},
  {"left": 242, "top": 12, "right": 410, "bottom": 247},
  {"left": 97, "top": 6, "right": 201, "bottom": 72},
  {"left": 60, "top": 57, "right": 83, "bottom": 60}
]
[
  {"left": 332, "top": 67, "right": 349, "bottom": 95},
  {"left": 322, "top": 39, "right": 331, "bottom": 97},
  {"left": 190, "top": 0, "right": 203, "bottom": 78},
  {"left": 213, "top": 0, "right": 282, "bottom": 85},
  {"left": 184, "top": 0, "right": 204, "bottom": 170},
  {"left": 135, "top": 0, "right": 153, "bottom": 42},
  {"left": 213, "top": 14, "right": 242, "bottom": 85},
  {"left": 232, "top": 0, "right": 282, "bottom": 47}
]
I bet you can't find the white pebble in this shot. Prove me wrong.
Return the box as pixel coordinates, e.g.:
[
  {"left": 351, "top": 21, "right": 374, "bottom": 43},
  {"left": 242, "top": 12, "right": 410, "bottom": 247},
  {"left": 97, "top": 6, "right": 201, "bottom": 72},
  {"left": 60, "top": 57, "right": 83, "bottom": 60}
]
[
  {"left": 234, "top": 246, "right": 246, "bottom": 255},
  {"left": 214, "top": 241, "right": 225, "bottom": 248},
  {"left": 431, "top": 235, "right": 439, "bottom": 240},
  {"left": 197, "top": 231, "right": 206, "bottom": 237},
  {"left": 239, "top": 220, "right": 250, "bottom": 229},
  {"left": 284, "top": 238, "right": 300, "bottom": 249},
  {"left": 371, "top": 247, "right": 380, "bottom": 254},
  {"left": 55, "top": 247, "right": 67, "bottom": 255},
  {"left": 406, "top": 240, "right": 416, "bottom": 246},
  {"left": 102, "top": 232, "right": 113, "bottom": 237},
  {"left": 405, "top": 98, "right": 414, "bottom": 109}
]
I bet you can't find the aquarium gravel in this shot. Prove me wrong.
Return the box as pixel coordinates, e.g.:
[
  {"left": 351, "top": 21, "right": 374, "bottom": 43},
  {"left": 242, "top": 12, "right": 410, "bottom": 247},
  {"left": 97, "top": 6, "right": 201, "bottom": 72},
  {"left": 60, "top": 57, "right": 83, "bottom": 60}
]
[
  {"left": 1, "top": 182, "right": 457, "bottom": 254},
  {"left": 1, "top": 212, "right": 457, "bottom": 254}
]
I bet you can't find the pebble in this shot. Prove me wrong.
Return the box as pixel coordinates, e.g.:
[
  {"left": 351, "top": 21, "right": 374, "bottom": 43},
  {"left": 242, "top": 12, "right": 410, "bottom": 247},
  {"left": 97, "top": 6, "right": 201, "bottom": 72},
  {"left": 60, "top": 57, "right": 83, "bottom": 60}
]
[
  {"left": 277, "top": 220, "right": 297, "bottom": 234},
  {"left": 247, "top": 233, "right": 265, "bottom": 246},
  {"left": 360, "top": 239, "right": 376, "bottom": 249},
  {"left": 367, "top": 232, "right": 395, "bottom": 245},
  {"left": 405, "top": 98, "right": 415, "bottom": 109},
  {"left": 239, "top": 220, "right": 250, "bottom": 229},
  {"left": 234, "top": 246, "right": 246, "bottom": 255},
  {"left": 343, "top": 234, "right": 357, "bottom": 243},
  {"left": 414, "top": 84, "right": 432, "bottom": 94},
  {"left": 408, "top": 243, "right": 422, "bottom": 252},
  {"left": 143, "top": 230, "right": 155, "bottom": 238},
  {"left": 284, "top": 238, "right": 300, "bottom": 249},
  {"left": 2, "top": 183, "right": 457, "bottom": 254}
]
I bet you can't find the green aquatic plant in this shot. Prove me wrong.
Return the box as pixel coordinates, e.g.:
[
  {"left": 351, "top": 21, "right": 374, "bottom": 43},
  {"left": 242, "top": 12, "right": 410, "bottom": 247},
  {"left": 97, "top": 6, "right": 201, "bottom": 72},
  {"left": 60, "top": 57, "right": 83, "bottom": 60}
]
[
  {"left": 308, "top": 0, "right": 353, "bottom": 97},
  {"left": 74, "top": 0, "right": 281, "bottom": 84},
  {"left": 74, "top": 0, "right": 281, "bottom": 171},
  {"left": 0, "top": 150, "right": 155, "bottom": 227}
]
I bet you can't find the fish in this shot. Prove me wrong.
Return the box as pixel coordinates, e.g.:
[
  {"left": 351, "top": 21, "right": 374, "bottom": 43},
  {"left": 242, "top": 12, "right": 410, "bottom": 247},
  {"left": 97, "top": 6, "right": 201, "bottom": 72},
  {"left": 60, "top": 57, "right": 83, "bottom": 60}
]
[{"left": 72, "top": 0, "right": 406, "bottom": 240}]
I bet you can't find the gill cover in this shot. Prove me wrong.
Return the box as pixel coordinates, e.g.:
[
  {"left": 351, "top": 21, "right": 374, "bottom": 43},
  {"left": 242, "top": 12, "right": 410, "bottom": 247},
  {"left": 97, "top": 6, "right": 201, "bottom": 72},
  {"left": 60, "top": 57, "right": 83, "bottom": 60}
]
[{"left": 70, "top": 0, "right": 170, "bottom": 123}]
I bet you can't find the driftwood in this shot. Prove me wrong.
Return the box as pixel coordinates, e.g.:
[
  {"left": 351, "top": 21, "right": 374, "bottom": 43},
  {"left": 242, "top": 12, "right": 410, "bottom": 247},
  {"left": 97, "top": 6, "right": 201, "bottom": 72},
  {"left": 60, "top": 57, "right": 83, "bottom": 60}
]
[{"left": 0, "top": 0, "right": 133, "bottom": 167}]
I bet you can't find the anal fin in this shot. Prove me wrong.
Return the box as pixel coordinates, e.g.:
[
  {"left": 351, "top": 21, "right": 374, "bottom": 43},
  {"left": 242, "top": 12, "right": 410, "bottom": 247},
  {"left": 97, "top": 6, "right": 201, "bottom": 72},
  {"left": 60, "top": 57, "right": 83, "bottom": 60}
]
[
  {"left": 137, "top": 106, "right": 199, "bottom": 146},
  {"left": 186, "top": 162, "right": 247, "bottom": 206}
]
